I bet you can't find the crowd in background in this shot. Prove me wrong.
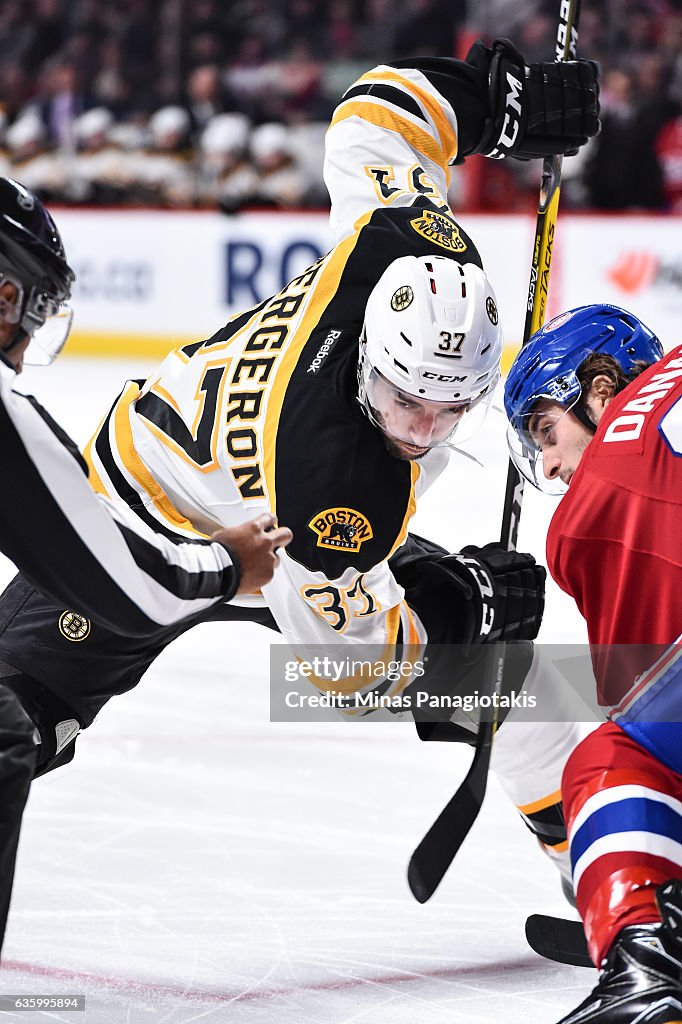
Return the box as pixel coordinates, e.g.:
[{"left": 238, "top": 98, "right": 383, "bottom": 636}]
[{"left": 0, "top": 0, "right": 680, "bottom": 212}]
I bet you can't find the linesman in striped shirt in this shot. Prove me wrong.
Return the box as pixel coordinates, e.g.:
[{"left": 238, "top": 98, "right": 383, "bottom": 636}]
[{"left": 0, "top": 177, "right": 291, "bottom": 956}]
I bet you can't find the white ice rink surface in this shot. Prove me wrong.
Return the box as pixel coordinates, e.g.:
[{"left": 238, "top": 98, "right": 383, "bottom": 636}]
[{"left": 0, "top": 358, "right": 593, "bottom": 1023}]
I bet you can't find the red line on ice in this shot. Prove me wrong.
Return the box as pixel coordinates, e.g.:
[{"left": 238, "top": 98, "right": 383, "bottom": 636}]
[{"left": 1, "top": 955, "right": 534, "bottom": 1005}]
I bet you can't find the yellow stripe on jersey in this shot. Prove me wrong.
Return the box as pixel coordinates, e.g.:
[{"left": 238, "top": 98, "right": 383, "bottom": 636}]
[
  {"left": 302, "top": 604, "right": 404, "bottom": 700},
  {"left": 111, "top": 381, "right": 208, "bottom": 537},
  {"left": 82, "top": 408, "right": 110, "bottom": 497},
  {"left": 358, "top": 68, "right": 458, "bottom": 164},
  {"left": 330, "top": 101, "right": 445, "bottom": 172},
  {"left": 385, "top": 601, "right": 401, "bottom": 646},
  {"left": 401, "top": 599, "right": 422, "bottom": 648},
  {"left": 387, "top": 461, "right": 420, "bottom": 559},
  {"left": 518, "top": 788, "right": 563, "bottom": 816},
  {"left": 263, "top": 207, "right": 375, "bottom": 512},
  {"left": 542, "top": 839, "right": 569, "bottom": 854},
  {"left": 150, "top": 382, "right": 184, "bottom": 416}
]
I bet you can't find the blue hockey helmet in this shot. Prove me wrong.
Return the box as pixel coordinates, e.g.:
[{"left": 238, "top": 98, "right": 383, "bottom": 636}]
[{"left": 504, "top": 304, "right": 663, "bottom": 493}]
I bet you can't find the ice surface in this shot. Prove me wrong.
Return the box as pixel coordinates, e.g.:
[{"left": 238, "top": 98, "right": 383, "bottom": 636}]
[{"left": 0, "top": 358, "right": 592, "bottom": 1023}]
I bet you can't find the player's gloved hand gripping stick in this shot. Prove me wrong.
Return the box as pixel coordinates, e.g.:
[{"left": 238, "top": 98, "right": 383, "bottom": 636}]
[{"left": 408, "top": 0, "right": 587, "bottom": 905}]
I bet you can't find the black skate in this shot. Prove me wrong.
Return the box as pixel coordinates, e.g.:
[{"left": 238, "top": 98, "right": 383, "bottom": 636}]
[{"left": 554, "top": 880, "right": 682, "bottom": 1024}]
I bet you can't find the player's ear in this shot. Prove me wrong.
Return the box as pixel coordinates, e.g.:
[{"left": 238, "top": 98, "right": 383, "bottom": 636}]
[{"left": 585, "top": 372, "right": 616, "bottom": 421}]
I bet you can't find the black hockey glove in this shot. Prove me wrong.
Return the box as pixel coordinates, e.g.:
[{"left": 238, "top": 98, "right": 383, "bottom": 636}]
[
  {"left": 443, "top": 542, "right": 546, "bottom": 643},
  {"left": 466, "top": 37, "right": 600, "bottom": 160}
]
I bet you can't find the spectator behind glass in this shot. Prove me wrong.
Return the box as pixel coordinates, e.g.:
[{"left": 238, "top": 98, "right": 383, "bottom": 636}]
[
  {"left": 0, "top": 61, "right": 30, "bottom": 125},
  {"left": 184, "top": 64, "right": 232, "bottom": 138},
  {"left": 71, "top": 106, "right": 138, "bottom": 205},
  {"left": 655, "top": 103, "right": 682, "bottom": 211},
  {"left": 0, "top": 0, "right": 35, "bottom": 65},
  {"left": 130, "top": 105, "right": 194, "bottom": 207},
  {"left": 4, "top": 112, "right": 67, "bottom": 202},
  {"left": 32, "top": 59, "right": 90, "bottom": 149},
  {"left": 250, "top": 121, "right": 309, "bottom": 208},
  {"left": 197, "top": 112, "right": 258, "bottom": 212},
  {"left": 393, "top": 0, "right": 462, "bottom": 58},
  {"left": 225, "top": 36, "right": 278, "bottom": 123},
  {"left": 24, "top": 0, "right": 67, "bottom": 68},
  {"left": 275, "top": 39, "right": 329, "bottom": 123},
  {"left": 584, "top": 66, "right": 664, "bottom": 209},
  {"left": 91, "top": 38, "right": 134, "bottom": 119}
]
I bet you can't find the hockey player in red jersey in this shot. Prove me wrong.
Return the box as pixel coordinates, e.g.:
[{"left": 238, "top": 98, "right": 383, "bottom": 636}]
[{"left": 505, "top": 304, "right": 682, "bottom": 1024}]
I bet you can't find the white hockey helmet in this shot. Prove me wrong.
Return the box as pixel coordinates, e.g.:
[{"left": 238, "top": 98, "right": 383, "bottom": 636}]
[
  {"left": 6, "top": 113, "right": 46, "bottom": 152},
  {"left": 149, "top": 105, "right": 190, "bottom": 145},
  {"left": 74, "top": 106, "right": 114, "bottom": 144},
  {"left": 250, "top": 122, "right": 289, "bottom": 164},
  {"left": 358, "top": 254, "right": 503, "bottom": 450},
  {"left": 200, "top": 113, "right": 250, "bottom": 156}
]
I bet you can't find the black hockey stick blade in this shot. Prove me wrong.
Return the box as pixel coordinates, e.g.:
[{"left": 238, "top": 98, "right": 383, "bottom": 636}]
[
  {"left": 525, "top": 913, "right": 592, "bottom": 968},
  {"left": 408, "top": 715, "right": 494, "bottom": 903}
]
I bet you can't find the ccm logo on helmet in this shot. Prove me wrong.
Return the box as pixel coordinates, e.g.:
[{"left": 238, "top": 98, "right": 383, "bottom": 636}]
[{"left": 421, "top": 371, "right": 467, "bottom": 383}]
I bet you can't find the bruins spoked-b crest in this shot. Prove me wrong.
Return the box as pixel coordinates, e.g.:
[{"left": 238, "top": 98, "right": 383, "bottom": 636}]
[
  {"left": 308, "top": 508, "right": 374, "bottom": 553},
  {"left": 58, "top": 610, "right": 91, "bottom": 642},
  {"left": 391, "top": 285, "right": 414, "bottom": 312},
  {"left": 486, "top": 296, "right": 499, "bottom": 325}
]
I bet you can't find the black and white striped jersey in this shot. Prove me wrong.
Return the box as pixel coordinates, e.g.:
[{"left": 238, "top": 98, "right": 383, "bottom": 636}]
[{"left": 0, "top": 360, "right": 239, "bottom": 636}]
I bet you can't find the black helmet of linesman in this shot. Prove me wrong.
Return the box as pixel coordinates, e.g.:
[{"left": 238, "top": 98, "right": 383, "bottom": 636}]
[{"left": 0, "top": 177, "right": 76, "bottom": 368}]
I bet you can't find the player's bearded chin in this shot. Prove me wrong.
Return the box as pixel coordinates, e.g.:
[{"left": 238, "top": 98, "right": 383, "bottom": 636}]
[{"left": 370, "top": 406, "right": 428, "bottom": 461}]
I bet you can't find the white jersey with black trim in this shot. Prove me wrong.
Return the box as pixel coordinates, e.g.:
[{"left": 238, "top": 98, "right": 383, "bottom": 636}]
[
  {"left": 0, "top": 360, "right": 238, "bottom": 635},
  {"left": 324, "top": 63, "right": 458, "bottom": 241},
  {"left": 82, "top": 63, "right": 479, "bottom": 706}
]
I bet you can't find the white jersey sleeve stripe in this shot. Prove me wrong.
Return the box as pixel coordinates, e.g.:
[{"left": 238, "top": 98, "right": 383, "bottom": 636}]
[{"left": 0, "top": 362, "right": 237, "bottom": 634}]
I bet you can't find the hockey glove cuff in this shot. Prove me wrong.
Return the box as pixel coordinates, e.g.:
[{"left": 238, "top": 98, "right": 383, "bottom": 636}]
[
  {"left": 445, "top": 542, "right": 546, "bottom": 642},
  {"left": 466, "top": 38, "right": 600, "bottom": 160}
]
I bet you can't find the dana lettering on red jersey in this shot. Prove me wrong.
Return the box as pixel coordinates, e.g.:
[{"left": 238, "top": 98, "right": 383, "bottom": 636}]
[{"left": 602, "top": 356, "right": 682, "bottom": 445}]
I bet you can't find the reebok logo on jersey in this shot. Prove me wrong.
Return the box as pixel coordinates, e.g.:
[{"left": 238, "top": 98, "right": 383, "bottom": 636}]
[
  {"left": 58, "top": 610, "right": 91, "bottom": 642},
  {"left": 307, "top": 329, "right": 341, "bottom": 374},
  {"left": 409, "top": 210, "right": 467, "bottom": 254},
  {"left": 308, "top": 507, "right": 373, "bottom": 552}
]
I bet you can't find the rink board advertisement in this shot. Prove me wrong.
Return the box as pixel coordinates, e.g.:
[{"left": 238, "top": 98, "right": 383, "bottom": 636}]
[{"left": 56, "top": 209, "right": 682, "bottom": 363}]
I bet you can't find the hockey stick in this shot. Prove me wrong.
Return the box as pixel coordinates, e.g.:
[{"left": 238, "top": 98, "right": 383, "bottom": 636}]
[
  {"left": 525, "top": 914, "right": 592, "bottom": 968},
  {"left": 407, "top": 0, "right": 582, "bottom": 905}
]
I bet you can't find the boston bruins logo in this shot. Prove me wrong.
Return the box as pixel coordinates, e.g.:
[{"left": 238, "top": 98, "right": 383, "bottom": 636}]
[
  {"left": 308, "top": 507, "right": 373, "bottom": 552},
  {"left": 391, "top": 285, "right": 414, "bottom": 312},
  {"left": 59, "top": 610, "right": 91, "bottom": 642},
  {"left": 410, "top": 210, "right": 467, "bottom": 253},
  {"left": 486, "top": 296, "right": 499, "bottom": 325}
]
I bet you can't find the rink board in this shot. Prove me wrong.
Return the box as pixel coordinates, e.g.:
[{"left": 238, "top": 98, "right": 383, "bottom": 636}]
[{"left": 54, "top": 209, "right": 682, "bottom": 368}]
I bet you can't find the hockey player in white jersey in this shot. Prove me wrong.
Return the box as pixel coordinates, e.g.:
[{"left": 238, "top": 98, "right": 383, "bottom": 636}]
[{"left": 0, "top": 40, "right": 598, "bottom": 936}]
